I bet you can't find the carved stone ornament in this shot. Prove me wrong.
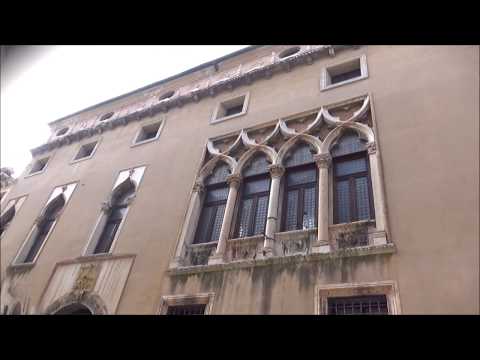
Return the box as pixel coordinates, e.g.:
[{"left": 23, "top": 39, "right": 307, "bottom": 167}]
[
  {"left": 101, "top": 201, "right": 113, "bottom": 213},
  {"left": 34, "top": 214, "right": 46, "bottom": 225},
  {"left": 367, "top": 142, "right": 377, "bottom": 154},
  {"left": 226, "top": 174, "right": 242, "bottom": 189},
  {"left": 72, "top": 263, "right": 100, "bottom": 294},
  {"left": 314, "top": 154, "right": 332, "bottom": 169},
  {"left": 268, "top": 164, "right": 285, "bottom": 179},
  {"left": 192, "top": 181, "right": 205, "bottom": 194}
]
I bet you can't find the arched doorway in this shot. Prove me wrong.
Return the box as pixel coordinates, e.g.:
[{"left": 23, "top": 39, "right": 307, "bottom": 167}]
[{"left": 53, "top": 303, "right": 93, "bottom": 315}]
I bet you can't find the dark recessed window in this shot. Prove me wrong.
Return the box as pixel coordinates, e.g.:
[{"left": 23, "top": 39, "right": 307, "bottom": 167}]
[
  {"left": 159, "top": 90, "right": 175, "bottom": 101},
  {"left": 331, "top": 68, "right": 362, "bottom": 84},
  {"left": 29, "top": 157, "right": 49, "bottom": 175},
  {"left": 224, "top": 104, "right": 244, "bottom": 117},
  {"left": 100, "top": 112, "right": 114, "bottom": 121},
  {"left": 134, "top": 122, "right": 162, "bottom": 144},
  {"left": 326, "top": 58, "right": 363, "bottom": 87},
  {"left": 166, "top": 304, "right": 206, "bottom": 315},
  {"left": 56, "top": 127, "right": 69, "bottom": 136},
  {"left": 73, "top": 142, "right": 97, "bottom": 161},
  {"left": 214, "top": 94, "right": 247, "bottom": 122},
  {"left": 279, "top": 46, "right": 301, "bottom": 59},
  {"left": 328, "top": 295, "right": 388, "bottom": 315}
]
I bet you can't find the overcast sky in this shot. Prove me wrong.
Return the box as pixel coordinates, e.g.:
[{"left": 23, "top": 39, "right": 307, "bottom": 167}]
[{"left": 1, "top": 45, "right": 249, "bottom": 176}]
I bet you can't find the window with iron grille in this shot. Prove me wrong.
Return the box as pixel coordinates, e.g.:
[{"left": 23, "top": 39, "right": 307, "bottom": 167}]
[
  {"left": 327, "top": 295, "right": 388, "bottom": 315},
  {"left": 194, "top": 164, "right": 230, "bottom": 244},
  {"left": 282, "top": 144, "right": 318, "bottom": 231},
  {"left": 166, "top": 304, "right": 207, "bottom": 315},
  {"left": 332, "top": 132, "right": 374, "bottom": 224},
  {"left": 235, "top": 155, "right": 270, "bottom": 238}
]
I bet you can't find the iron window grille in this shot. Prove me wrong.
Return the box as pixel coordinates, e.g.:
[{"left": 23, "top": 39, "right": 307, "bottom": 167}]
[
  {"left": 166, "top": 304, "right": 207, "bottom": 315},
  {"left": 327, "top": 295, "right": 388, "bottom": 315}
]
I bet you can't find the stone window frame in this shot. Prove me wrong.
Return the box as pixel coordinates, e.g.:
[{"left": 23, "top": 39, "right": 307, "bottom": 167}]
[
  {"left": 314, "top": 281, "right": 402, "bottom": 315},
  {"left": 320, "top": 54, "right": 368, "bottom": 91},
  {"left": 82, "top": 165, "right": 147, "bottom": 257},
  {"left": 0, "top": 194, "right": 28, "bottom": 239},
  {"left": 210, "top": 92, "right": 250, "bottom": 125},
  {"left": 24, "top": 155, "right": 52, "bottom": 178},
  {"left": 158, "top": 293, "right": 215, "bottom": 315},
  {"left": 131, "top": 118, "right": 166, "bottom": 148},
  {"left": 70, "top": 138, "right": 102, "bottom": 164},
  {"left": 11, "top": 182, "right": 78, "bottom": 267}
]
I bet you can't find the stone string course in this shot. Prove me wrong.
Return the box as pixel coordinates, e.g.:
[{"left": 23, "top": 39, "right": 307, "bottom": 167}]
[{"left": 32, "top": 45, "right": 352, "bottom": 156}]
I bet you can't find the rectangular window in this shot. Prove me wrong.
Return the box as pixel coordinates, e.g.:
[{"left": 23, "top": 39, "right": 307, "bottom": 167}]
[
  {"left": 133, "top": 121, "right": 163, "bottom": 145},
  {"left": 166, "top": 304, "right": 207, "bottom": 315},
  {"left": 194, "top": 185, "right": 228, "bottom": 244},
  {"left": 333, "top": 154, "right": 373, "bottom": 224},
  {"left": 236, "top": 177, "right": 270, "bottom": 238},
  {"left": 321, "top": 55, "right": 368, "bottom": 91},
  {"left": 327, "top": 295, "right": 388, "bottom": 315},
  {"left": 211, "top": 93, "right": 249, "bottom": 124},
  {"left": 28, "top": 157, "right": 49, "bottom": 175},
  {"left": 73, "top": 141, "right": 98, "bottom": 161},
  {"left": 283, "top": 166, "right": 317, "bottom": 231}
]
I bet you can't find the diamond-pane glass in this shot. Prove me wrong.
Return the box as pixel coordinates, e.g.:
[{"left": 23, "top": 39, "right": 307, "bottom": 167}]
[
  {"left": 284, "top": 144, "right": 314, "bottom": 167},
  {"left": 285, "top": 190, "right": 299, "bottom": 231},
  {"left": 336, "top": 180, "right": 350, "bottom": 224},
  {"left": 287, "top": 168, "right": 317, "bottom": 186},
  {"left": 253, "top": 195, "right": 269, "bottom": 235},
  {"left": 206, "top": 187, "right": 229, "bottom": 202},
  {"left": 210, "top": 204, "right": 226, "bottom": 242},
  {"left": 237, "top": 198, "right": 253, "bottom": 238},
  {"left": 194, "top": 206, "right": 215, "bottom": 244},
  {"left": 355, "top": 177, "right": 370, "bottom": 220},
  {"left": 331, "top": 132, "right": 367, "bottom": 158},
  {"left": 302, "top": 186, "right": 316, "bottom": 229},
  {"left": 244, "top": 178, "right": 270, "bottom": 195},
  {"left": 328, "top": 295, "right": 388, "bottom": 315},
  {"left": 243, "top": 155, "right": 269, "bottom": 177},
  {"left": 205, "top": 164, "right": 230, "bottom": 185},
  {"left": 335, "top": 158, "right": 367, "bottom": 177}
]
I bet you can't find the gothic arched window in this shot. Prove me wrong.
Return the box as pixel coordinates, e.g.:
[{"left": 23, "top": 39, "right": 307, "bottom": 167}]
[
  {"left": 282, "top": 143, "right": 318, "bottom": 231},
  {"left": 194, "top": 163, "right": 230, "bottom": 244},
  {"left": 331, "top": 131, "right": 374, "bottom": 224},
  {"left": 235, "top": 154, "right": 271, "bottom": 238},
  {"left": 94, "top": 182, "right": 135, "bottom": 254}
]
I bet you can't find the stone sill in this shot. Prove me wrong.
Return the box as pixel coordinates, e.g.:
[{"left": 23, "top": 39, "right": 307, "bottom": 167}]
[
  {"left": 168, "top": 243, "right": 396, "bottom": 276},
  {"left": 58, "top": 253, "right": 136, "bottom": 266}
]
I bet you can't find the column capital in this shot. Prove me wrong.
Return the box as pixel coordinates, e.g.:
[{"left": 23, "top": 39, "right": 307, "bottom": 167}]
[
  {"left": 367, "top": 142, "right": 377, "bottom": 155},
  {"left": 268, "top": 164, "right": 285, "bottom": 179},
  {"left": 226, "top": 174, "right": 242, "bottom": 189},
  {"left": 313, "top": 153, "right": 332, "bottom": 169},
  {"left": 192, "top": 181, "right": 205, "bottom": 194}
]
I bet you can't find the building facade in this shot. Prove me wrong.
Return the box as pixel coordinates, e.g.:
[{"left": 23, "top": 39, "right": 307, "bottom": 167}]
[{"left": 0, "top": 45, "right": 478, "bottom": 315}]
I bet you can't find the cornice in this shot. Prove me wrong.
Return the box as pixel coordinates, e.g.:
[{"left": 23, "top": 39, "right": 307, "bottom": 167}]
[{"left": 31, "top": 45, "right": 354, "bottom": 157}]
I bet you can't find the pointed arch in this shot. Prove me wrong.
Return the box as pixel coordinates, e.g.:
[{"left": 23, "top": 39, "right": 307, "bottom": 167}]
[
  {"left": 321, "top": 122, "right": 374, "bottom": 154},
  {"left": 198, "top": 155, "right": 236, "bottom": 183},
  {"left": 235, "top": 145, "right": 277, "bottom": 175},
  {"left": 276, "top": 134, "right": 322, "bottom": 165}
]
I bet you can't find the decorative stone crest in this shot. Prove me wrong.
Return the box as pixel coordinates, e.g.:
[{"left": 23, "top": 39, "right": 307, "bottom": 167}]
[
  {"left": 314, "top": 154, "right": 332, "bottom": 169},
  {"left": 72, "top": 263, "right": 100, "bottom": 295},
  {"left": 192, "top": 181, "right": 205, "bottom": 194},
  {"left": 268, "top": 164, "right": 285, "bottom": 179}
]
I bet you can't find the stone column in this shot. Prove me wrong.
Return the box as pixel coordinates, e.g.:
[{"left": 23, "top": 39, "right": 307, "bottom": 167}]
[
  {"left": 209, "top": 174, "right": 242, "bottom": 265},
  {"left": 312, "top": 153, "right": 331, "bottom": 254},
  {"left": 367, "top": 142, "right": 388, "bottom": 245},
  {"left": 263, "top": 164, "right": 285, "bottom": 257},
  {"left": 170, "top": 181, "right": 205, "bottom": 268}
]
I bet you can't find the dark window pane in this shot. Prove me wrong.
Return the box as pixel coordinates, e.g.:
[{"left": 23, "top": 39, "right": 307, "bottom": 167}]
[
  {"left": 285, "top": 190, "right": 299, "bottom": 231},
  {"left": 237, "top": 198, "right": 253, "bottom": 238},
  {"left": 355, "top": 177, "right": 371, "bottom": 220},
  {"left": 24, "top": 219, "right": 55, "bottom": 262},
  {"left": 166, "top": 304, "right": 206, "bottom": 315},
  {"left": 194, "top": 206, "right": 215, "bottom": 244},
  {"left": 328, "top": 295, "right": 388, "bottom": 315},
  {"left": 335, "top": 180, "right": 350, "bottom": 224},
  {"left": 94, "top": 220, "right": 120, "bottom": 254},
  {"left": 206, "top": 187, "right": 229, "bottom": 202},
  {"left": 284, "top": 144, "right": 314, "bottom": 168},
  {"left": 205, "top": 164, "right": 230, "bottom": 185},
  {"left": 253, "top": 195, "right": 269, "bottom": 235},
  {"left": 210, "top": 204, "right": 226, "bottom": 242},
  {"left": 335, "top": 158, "right": 367, "bottom": 177},
  {"left": 224, "top": 104, "right": 243, "bottom": 117},
  {"left": 286, "top": 168, "right": 317, "bottom": 186},
  {"left": 302, "top": 186, "right": 316, "bottom": 229},
  {"left": 243, "top": 155, "right": 269, "bottom": 177},
  {"left": 244, "top": 178, "right": 270, "bottom": 195},
  {"left": 330, "top": 68, "right": 361, "bottom": 84},
  {"left": 331, "top": 132, "right": 367, "bottom": 158}
]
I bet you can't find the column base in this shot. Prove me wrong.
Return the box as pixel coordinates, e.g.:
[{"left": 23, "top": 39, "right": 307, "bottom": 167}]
[
  {"left": 371, "top": 231, "right": 388, "bottom": 246},
  {"left": 207, "top": 254, "right": 225, "bottom": 265},
  {"left": 311, "top": 242, "right": 331, "bottom": 254}
]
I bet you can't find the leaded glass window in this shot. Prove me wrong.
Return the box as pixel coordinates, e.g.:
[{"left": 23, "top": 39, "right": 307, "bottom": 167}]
[
  {"left": 331, "top": 131, "right": 368, "bottom": 158},
  {"left": 235, "top": 155, "right": 271, "bottom": 238},
  {"left": 284, "top": 144, "right": 314, "bottom": 168},
  {"left": 332, "top": 133, "right": 374, "bottom": 224},
  {"left": 205, "top": 163, "right": 230, "bottom": 185}
]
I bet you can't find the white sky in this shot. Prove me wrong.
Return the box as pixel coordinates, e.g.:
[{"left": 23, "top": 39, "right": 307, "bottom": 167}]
[{"left": 1, "top": 45, "right": 249, "bottom": 176}]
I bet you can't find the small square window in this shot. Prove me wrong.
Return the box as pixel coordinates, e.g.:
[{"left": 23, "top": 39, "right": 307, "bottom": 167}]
[
  {"left": 73, "top": 141, "right": 98, "bottom": 161},
  {"left": 211, "top": 93, "right": 249, "bottom": 124},
  {"left": 321, "top": 55, "right": 368, "bottom": 91},
  {"left": 133, "top": 121, "right": 163, "bottom": 145},
  {"left": 28, "top": 157, "right": 49, "bottom": 175}
]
